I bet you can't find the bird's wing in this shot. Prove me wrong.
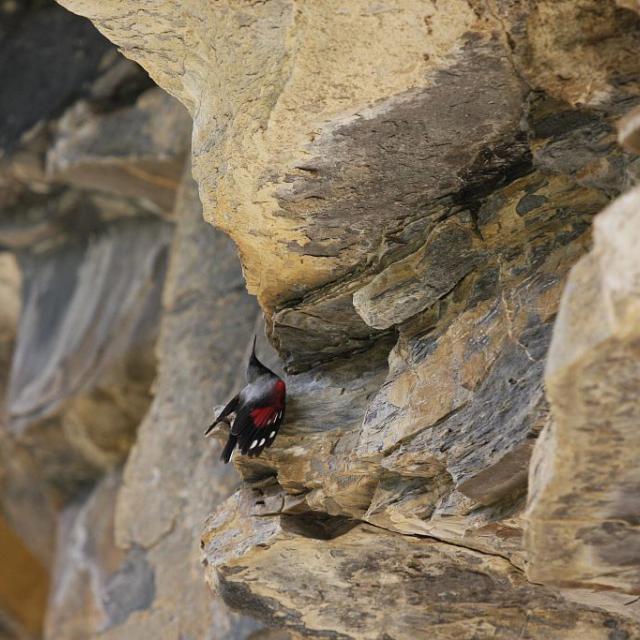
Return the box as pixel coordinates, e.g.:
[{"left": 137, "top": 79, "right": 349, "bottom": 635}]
[
  {"left": 204, "top": 394, "right": 239, "bottom": 436},
  {"left": 233, "top": 402, "right": 285, "bottom": 458}
]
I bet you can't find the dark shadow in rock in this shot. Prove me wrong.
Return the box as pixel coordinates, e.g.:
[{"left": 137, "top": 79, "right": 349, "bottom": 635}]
[
  {"left": 0, "top": 1, "right": 112, "bottom": 154},
  {"left": 281, "top": 514, "right": 358, "bottom": 541}
]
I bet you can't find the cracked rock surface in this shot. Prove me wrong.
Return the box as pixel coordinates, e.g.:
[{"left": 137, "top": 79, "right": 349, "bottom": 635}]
[
  {"left": 58, "top": 0, "right": 640, "bottom": 637},
  {"left": 3, "top": 0, "right": 640, "bottom": 637}
]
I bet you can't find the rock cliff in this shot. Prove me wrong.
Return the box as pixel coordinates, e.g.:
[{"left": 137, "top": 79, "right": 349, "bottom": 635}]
[{"left": 2, "top": 0, "right": 640, "bottom": 638}]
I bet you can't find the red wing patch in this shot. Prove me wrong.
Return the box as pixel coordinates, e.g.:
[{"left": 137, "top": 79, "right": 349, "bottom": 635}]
[{"left": 250, "top": 406, "right": 278, "bottom": 428}]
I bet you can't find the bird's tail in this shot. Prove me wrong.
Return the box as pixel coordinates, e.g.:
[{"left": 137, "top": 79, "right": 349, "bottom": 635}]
[{"left": 220, "top": 434, "right": 238, "bottom": 463}]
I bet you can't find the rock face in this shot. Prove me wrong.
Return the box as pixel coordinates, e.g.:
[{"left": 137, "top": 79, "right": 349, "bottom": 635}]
[
  {"left": 527, "top": 187, "right": 640, "bottom": 596},
  {"left": 205, "top": 503, "right": 638, "bottom": 640},
  {"left": 47, "top": 88, "right": 191, "bottom": 211},
  {"left": 44, "top": 472, "right": 151, "bottom": 639},
  {"left": 96, "top": 165, "right": 265, "bottom": 640},
  {"left": 2, "top": 0, "right": 640, "bottom": 638},
  {"left": 0, "top": 2, "right": 185, "bottom": 636}
]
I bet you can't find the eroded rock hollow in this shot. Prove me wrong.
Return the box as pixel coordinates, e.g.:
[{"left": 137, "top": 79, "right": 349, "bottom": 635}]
[{"left": 2, "top": 0, "right": 640, "bottom": 638}]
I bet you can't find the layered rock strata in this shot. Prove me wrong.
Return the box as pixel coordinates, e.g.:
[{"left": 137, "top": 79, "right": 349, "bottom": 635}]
[{"left": 5, "top": 0, "right": 640, "bottom": 637}]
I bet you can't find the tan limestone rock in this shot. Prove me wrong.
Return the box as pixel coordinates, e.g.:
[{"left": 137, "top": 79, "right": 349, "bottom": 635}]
[
  {"left": 526, "top": 186, "right": 640, "bottom": 596},
  {"left": 47, "top": 0, "right": 640, "bottom": 636},
  {"left": 203, "top": 494, "right": 639, "bottom": 640}
]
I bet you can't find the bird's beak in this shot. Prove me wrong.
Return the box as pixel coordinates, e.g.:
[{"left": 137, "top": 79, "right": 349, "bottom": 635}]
[{"left": 205, "top": 413, "right": 232, "bottom": 437}]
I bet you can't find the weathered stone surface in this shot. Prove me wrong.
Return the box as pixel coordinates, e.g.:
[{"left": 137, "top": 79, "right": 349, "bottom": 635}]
[
  {"left": 203, "top": 497, "right": 639, "bottom": 640},
  {"left": 0, "top": 248, "right": 58, "bottom": 571},
  {"left": 0, "top": 142, "right": 175, "bottom": 570},
  {"left": 8, "top": 215, "right": 168, "bottom": 428},
  {"left": 0, "top": 0, "right": 637, "bottom": 638},
  {"left": 353, "top": 213, "right": 485, "bottom": 330},
  {"left": 55, "top": 0, "right": 640, "bottom": 363},
  {"left": 206, "top": 168, "right": 602, "bottom": 570},
  {"left": 57, "top": 1, "right": 484, "bottom": 334},
  {"left": 0, "top": 187, "right": 157, "bottom": 252},
  {"left": 495, "top": 0, "right": 640, "bottom": 109},
  {"left": 526, "top": 186, "right": 640, "bottom": 596},
  {"left": 53, "top": 0, "right": 640, "bottom": 637},
  {"left": 4, "top": 214, "right": 170, "bottom": 507},
  {"left": 100, "top": 166, "right": 268, "bottom": 639},
  {"left": 48, "top": 88, "right": 191, "bottom": 212},
  {"left": 44, "top": 472, "right": 154, "bottom": 639}
]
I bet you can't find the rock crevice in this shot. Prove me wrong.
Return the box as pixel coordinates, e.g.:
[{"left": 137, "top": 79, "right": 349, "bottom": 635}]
[{"left": 2, "top": 0, "right": 640, "bottom": 637}]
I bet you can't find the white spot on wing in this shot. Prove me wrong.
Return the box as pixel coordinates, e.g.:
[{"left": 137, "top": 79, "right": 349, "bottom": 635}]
[
  {"left": 259, "top": 438, "right": 266, "bottom": 446},
  {"left": 250, "top": 439, "right": 258, "bottom": 449},
  {"left": 270, "top": 430, "right": 276, "bottom": 439}
]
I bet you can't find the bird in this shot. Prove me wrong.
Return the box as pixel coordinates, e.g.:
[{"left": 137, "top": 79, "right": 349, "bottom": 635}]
[{"left": 205, "top": 336, "right": 286, "bottom": 463}]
